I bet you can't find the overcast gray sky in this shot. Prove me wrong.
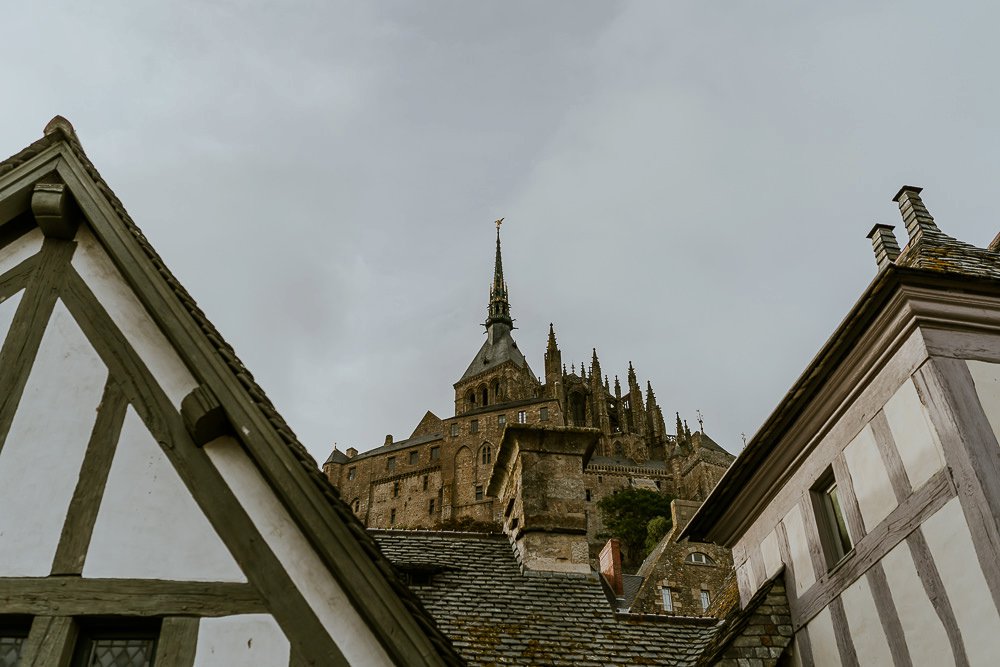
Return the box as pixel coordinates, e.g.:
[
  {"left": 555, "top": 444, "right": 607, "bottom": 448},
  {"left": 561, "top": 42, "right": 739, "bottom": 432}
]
[{"left": 4, "top": 2, "right": 999, "bottom": 461}]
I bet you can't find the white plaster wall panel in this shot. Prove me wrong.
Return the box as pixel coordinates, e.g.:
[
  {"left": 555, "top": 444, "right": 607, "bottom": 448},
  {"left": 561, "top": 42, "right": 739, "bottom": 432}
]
[
  {"left": 782, "top": 504, "right": 816, "bottom": 596},
  {"left": 0, "top": 300, "right": 105, "bottom": 576},
  {"left": 205, "top": 437, "right": 393, "bottom": 667},
  {"left": 880, "top": 538, "right": 954, "bottom": 666},
  {"left": 883, "top": 378, "right": 945, "bottom": 489},
  {"left": 968, "top": 360, "right": 1000, "bottom": 455},
  {"left": 805, "top": 606, "right": 841, "bottom": 667},
  {"left": 71, "top": 227, "right": 196, "bottom": 408},
  {"left": 843, "top": 425, "right": 897, "bottom": 531},
  {"left": 736, "top": 559, "right": 756, "bottom": 605},
  {"left": 0, "top": 290, "right": 24, "bottom": 347},
  {"left": 921, "top": 497, "right": 1000, "bottom": 666},
  {"left": 0, "top": 227, "right": 42, "bottom": 273},
  {"left": 194, "top": 615, "right": 289, "bottom": 667},
  {"left": 760, "top": 529, "right": 782, "bottom": 579},
  {"left": 839, "top": 573, "right": 893, "bottom": 666},
  {"left": 84, "top": 407, "right": 245, "bottom": 582}
]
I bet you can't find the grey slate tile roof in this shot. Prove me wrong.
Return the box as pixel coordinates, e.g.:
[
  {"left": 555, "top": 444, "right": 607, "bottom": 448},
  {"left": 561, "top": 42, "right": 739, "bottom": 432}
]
[
  {"left": 375, "top": 530, "right": 721, "bottom": 666},
  {"left": 460, "top": 327, "right": 532, "bottom": 382}
]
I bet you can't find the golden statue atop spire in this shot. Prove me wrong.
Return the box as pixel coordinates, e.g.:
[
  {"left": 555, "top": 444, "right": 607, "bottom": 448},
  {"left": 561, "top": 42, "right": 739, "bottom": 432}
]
[{"left": 495, "top": 217, "right": 504, "bottom": 230}]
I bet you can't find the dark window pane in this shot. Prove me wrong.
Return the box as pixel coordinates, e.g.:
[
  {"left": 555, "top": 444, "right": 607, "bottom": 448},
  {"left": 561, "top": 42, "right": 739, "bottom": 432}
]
[
  {"left": 85, "top": 639, "right": 155, "bottom": 667},
  {"left": 0, "top": 637, "right": 24, "bottom": 667}
]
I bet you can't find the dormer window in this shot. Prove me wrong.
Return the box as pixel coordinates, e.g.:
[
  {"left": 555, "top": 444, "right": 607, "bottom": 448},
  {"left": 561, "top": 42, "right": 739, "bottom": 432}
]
[{"left": 685, "top": 552, "right": 714, "bottom": 565}]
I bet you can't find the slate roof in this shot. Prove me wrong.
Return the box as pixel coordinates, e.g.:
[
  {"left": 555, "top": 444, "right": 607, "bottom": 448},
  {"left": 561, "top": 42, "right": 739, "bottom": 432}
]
[
  {"left": 374, "top": 530, "right": 721, "bottom": 666},
  {"left": 0, "top": 118, "right": 463, "bottom": 665},
  {"left": 459, "top": 326, "right": 532, "bottom": 383}
]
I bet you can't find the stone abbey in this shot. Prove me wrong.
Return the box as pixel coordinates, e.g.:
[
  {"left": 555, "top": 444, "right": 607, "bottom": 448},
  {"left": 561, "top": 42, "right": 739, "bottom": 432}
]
[{"left": 323, "top": 225, "right": 734, "bottom": 546}]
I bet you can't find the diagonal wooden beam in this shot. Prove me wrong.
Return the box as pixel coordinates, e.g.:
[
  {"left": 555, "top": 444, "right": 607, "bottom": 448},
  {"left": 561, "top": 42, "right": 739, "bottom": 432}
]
[
  {"left": 0, "top": 238, "right": 75, "bottom": 455},
  {"left": 59, "top": 266, "right": 349, "bottom": 666},
  {"left": 51, "top": 377, "right": 129, "bottom": 575}
]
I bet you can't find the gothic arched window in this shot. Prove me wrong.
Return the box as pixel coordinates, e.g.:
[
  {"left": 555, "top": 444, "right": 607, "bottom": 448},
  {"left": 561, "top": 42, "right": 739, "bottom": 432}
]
[{"left": 481, "top": 445, "right": 492, "bottom": 465}]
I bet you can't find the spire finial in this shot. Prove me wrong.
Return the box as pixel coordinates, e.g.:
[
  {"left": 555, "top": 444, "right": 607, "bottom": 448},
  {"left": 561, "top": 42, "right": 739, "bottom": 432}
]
[{"left": 484, "top": 218, "right": 513, "bottom": 331}]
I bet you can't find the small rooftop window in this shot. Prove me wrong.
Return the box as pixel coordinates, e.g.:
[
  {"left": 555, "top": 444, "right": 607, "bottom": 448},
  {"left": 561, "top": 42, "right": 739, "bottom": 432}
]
[{"left": 685, "top": 552, "right": 714, "bottom": 565}]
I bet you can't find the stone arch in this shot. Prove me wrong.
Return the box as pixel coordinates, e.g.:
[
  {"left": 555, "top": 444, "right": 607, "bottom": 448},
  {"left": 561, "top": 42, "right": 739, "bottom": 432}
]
[
  {"left": 492, "top": 379, "right": 502, "bottom": 403},
  {"left": 466, "top": 390, "right": 476, "bottom": 408},
  {"left": 477, "top": 383, "right": 488, "bottom": 407},
  {"left": 454, "top": 446, "right": 474, "bottom": 505},
  {"left": 479, "top": 441, "right": 494, "bottom": 466}
]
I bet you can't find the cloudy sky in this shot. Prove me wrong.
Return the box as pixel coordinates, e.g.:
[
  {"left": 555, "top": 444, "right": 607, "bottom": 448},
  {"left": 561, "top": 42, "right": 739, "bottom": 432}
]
[{"left": 4, "top": 2, "right": 999, "bottom": 461}]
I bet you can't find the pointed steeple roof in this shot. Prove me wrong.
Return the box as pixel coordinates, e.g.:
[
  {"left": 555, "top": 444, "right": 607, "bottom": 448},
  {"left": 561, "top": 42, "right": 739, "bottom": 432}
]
[
  {"left": 459, "top": 221, "right": 532, "bottom": 382},
  {"left": 485, "top": 222, "right": 512, "bottom": 329}
]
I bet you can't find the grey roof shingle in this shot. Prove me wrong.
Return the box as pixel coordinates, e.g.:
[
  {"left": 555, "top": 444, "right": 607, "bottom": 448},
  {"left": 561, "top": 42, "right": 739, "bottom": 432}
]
[{"left": 375, "top": 531, "right": 721, "bottom": 666}]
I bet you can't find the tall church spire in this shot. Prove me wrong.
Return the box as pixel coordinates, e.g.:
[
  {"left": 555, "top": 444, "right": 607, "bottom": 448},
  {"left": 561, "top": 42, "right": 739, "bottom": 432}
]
[{"left": 485, "top": 219, "right": 513, "bottom": 330}]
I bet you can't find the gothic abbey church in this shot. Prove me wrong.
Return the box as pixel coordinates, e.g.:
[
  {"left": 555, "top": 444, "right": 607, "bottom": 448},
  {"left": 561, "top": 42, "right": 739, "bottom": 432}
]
[{"left": 323, "top": 226, "right": 734, "bottom": 544}]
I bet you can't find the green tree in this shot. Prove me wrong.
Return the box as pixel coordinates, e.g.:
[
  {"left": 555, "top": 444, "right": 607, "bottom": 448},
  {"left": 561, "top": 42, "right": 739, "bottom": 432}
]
[
  {"left": 645, "top": 515, "right": 672, "bottom": 552},
  {"left": 597, "top": 488, "right": 674, "bottom": 565}
]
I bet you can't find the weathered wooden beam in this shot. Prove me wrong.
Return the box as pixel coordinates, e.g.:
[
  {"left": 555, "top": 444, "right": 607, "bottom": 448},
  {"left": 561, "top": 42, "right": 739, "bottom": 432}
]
[
  {"left": 18, "top": 616, "right": 78, "bottom": 667},
  {"left": 0, "top": 238, "right": 75, "bottom": 455},
  {"left": 51, "top": 378, "right": 129, "bottom": 574},
  {"left": 59, "top": 268, "right": 350, "bottom": 665},
  {"left": 153, "top": 617, "right": 200, "bottom": 667},
  {"left": 865, "top": 563, "right": 912, "bottom": 667},
  {"left": 31, "top": 182, "right": 79, "bottom": 240},
  {"left": 793, "top": 467, "right": 954, "bottom": 629},
  {"left": 181, "top": 384, "right": 233, "bottom": 447},
  {"left": 0, "top": 577, "right": 265, "bottom": 617}
]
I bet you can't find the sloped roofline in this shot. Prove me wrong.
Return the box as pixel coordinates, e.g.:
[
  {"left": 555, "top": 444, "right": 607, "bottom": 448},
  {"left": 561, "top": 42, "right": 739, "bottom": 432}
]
[
  {"left": 683, "top": 262, "right": 1000, "bottom": 543},
  {"left": 0, "top": 119, "right": 462, "bottom": 665}
]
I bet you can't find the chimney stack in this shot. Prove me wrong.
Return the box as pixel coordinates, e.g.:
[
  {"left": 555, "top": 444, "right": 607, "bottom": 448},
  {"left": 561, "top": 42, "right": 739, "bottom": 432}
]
[
  {"left": 346, "top": 447, "right": 357, "bottom": 458},
  {"left": 384, "top": 434, "right": 393, "bottom": 447},
  {"left": 599, "top": 538, "right": 624, "bottom": 596},
  {"left": 488, "top": 425, "right": 600, "bottom": 575},
  {"left": 866, "top": 224, "right": 901, "bottom": 270},
  {"left": 892, "top": 185, "right": 940, "bottom": 241}
]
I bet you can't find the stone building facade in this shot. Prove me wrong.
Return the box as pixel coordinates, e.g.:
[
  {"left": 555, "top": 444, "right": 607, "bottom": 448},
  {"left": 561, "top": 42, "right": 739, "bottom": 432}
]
[{"left": 323, "top": 228, "right": 734, "bottom": 550}]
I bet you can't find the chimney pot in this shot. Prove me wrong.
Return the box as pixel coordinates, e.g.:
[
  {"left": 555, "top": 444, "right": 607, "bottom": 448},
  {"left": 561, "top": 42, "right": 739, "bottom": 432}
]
[
  {"left": 346, "top": 447, "right": 358, "bottom": 458},
  {"left": 866, "top": 223, "right": 901, "bottom": 270},
  {"left": 384, "top": 434, "right": 393, "bottom": 446}
]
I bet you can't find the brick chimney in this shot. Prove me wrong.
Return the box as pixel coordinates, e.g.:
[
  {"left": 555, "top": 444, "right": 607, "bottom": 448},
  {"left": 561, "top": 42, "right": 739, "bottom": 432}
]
[
  {"left": 600, "top": 538, "right": 624, "bottom": 596},
  {"left": 488, "top": 424, "right": 600, "bottom": 575}
]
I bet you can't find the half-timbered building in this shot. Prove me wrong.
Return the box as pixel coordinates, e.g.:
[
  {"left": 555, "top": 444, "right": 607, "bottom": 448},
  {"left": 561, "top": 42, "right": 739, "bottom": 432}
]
[
  {"left": 0, "top": 118, "right": 461, "bottom": 666},
  {"left": 685, "top": 187, "right": 1000, "bottom": 665}
]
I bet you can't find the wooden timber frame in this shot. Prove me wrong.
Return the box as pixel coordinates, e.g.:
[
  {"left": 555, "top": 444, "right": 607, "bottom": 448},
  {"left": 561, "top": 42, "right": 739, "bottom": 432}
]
[{"left": 0, "top": 124, "right": 458, "bottom": 665}]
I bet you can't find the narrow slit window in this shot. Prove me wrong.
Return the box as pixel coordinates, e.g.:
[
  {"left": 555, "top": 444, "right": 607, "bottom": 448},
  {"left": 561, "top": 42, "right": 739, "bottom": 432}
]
[
  {"left": 661, "top": 587, "right": 673, "bottom": 612},
  {"left": 700, "top": 590, "right": 711, "bottom": 611},
  {"left": 812, "top": 468, "right": 853, "bottom": 568}
]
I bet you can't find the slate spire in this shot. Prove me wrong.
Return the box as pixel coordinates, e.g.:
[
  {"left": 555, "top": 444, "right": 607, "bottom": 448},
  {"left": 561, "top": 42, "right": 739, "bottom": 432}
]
[{"left": 485, "top": 222, "right": 513, "bottom": 330}]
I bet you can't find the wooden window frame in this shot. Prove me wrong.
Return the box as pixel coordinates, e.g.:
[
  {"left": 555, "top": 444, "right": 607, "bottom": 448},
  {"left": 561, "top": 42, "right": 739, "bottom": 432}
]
[{"left": 811, "top": 468, "right": 854, "bottom": 569}]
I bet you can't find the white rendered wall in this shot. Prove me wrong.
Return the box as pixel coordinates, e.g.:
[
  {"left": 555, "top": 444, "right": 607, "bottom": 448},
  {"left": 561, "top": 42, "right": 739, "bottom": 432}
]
[
  {"left": 0, "top": 227, "right": 42, "bottom": 273},
  {"left": 883, "top": 379, "right": 945, "bottom": 489},
  {"left": 72, "top": 227, "right": 196, "bottom": 408},
  {"left": 782, "top": 504, "right": 815, "bottom": 596},
  {"left": 760, "top": 529, "right": 781, "bottom": 580},
  {"left": 205, "top": 436, "right": 393, "bottom": 667},
  {"left": 839, "top": 574, "right": 893, "bottom": 665},
  {"left": 968, "top": 360, "right": 1000, "bottom": 451},
  {"left": 0, "top": 300, "right": 106, "bottom": 576},
  {"left": 194, "top": 615, "right": 289, "bottom": 667},
  {"left": 880, "top": 539, "right": 953, "bottom": 666},
  {"left": 843, "top": 425, "right": 896, "bottom": 530},
  {"left": 921, "top": 497, "right": 1000, "bottom": 666},
  {"left": 84, "top": 407, "right": 245, "bottom": 582},
  {"left": 0, "top": 290, "right": 23, "bottom": 350},
  {"left": 805, "top": 607, "right": 841, "bottom": 667}
]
